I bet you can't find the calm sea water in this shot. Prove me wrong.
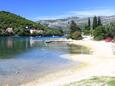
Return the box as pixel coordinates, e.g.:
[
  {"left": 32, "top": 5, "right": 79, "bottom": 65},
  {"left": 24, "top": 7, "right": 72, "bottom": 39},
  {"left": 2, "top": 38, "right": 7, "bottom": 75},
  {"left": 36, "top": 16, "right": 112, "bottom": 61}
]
[{"left": 0, "top": 37, "right": 90, "bottom": 86}]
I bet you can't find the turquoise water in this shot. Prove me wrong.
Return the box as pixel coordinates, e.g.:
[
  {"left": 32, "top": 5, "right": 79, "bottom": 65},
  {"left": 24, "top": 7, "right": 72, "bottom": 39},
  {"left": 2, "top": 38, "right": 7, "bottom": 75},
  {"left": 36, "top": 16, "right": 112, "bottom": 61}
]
[{"left": 0, "top": 37, "right": 90, "bottom": 86}]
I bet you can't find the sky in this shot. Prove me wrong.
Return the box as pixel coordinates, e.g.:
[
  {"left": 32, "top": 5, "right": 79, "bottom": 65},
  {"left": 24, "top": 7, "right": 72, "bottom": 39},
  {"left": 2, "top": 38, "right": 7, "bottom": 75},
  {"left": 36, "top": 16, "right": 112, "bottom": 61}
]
[{"left": 0, "top": 0, "right": 115, "bottom": 21}]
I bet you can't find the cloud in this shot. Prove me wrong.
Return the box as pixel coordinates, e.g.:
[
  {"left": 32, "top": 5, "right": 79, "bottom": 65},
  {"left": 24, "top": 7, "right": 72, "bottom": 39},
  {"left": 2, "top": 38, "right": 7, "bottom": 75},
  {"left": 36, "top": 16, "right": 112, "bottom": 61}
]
[
  {"left": 34, "top": 15, "right": 68, "bottom": 20},
  {"left": 33, "top": 14, "right": 73, "bottom": 20},
  {"left": 33, "top": 8, "right": 115, "bottom": 20},
  {"left": 70, "top": 9, "right": 115, "bottom": 17}
]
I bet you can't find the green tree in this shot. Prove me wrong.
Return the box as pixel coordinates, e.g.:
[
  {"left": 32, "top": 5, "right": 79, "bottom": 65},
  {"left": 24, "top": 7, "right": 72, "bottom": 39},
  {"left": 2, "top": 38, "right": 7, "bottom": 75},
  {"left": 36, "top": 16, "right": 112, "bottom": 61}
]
[
  {"left": 97, "top": 16, "right": 102, "bottom": 26},
  {"left": 69, "top": 20, "right": 82, "bottom": 40},
  {"left": 83, "top": 25, "right": 91, "bottom": 35},
  {"left": 104, "top": 23, "right": 115, "bottom": 38},
  {"left": 93, "top": 26, "right": 106, "bottom": 40},
  {"left": 70, "top": 20, "right": 81, "bottom": 34},
  {"left": 93, "top": 16, "right": 98, "bottom": 29},
  {"left": 88, "top": 17, "right": 91, "bottom": 29}
]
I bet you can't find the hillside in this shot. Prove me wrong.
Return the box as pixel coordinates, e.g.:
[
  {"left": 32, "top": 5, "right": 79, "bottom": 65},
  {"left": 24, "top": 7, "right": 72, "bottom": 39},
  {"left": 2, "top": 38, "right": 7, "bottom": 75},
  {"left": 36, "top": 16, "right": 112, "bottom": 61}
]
[
  {"left": 0, "top": 11, "right": 42, "bottom": 29},
  {"left": 38, "top": 17, "right": 79, "bottom": 32},
  {"left": 0, "top": 11, "right": 63, "bottom": 36}
]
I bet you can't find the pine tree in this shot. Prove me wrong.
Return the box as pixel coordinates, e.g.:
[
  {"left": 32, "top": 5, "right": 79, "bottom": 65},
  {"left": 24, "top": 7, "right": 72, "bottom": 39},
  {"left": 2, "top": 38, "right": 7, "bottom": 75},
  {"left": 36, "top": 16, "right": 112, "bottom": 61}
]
[
  {"left": 70, "top": 20, "right": 81, "bottom": 33},
  {"left": 93, "top": 16, "right": 98, "bottom": 29},
  {"left": 97, "top": 16, "right": 102, "bottom": 26},
  {"left": 88, "top": 17, "right": 91, "bottom": 30}
]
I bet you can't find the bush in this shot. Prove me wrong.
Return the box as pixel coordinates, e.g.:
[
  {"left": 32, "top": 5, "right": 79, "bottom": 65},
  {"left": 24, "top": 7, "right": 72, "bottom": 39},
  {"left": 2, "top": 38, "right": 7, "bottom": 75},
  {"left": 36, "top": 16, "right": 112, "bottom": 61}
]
[
  {"left": 68, "top": 20, "right": 82, "bottom": 40},
  {"left": 104, "top": 23, "right": 115, "bottom": 38},
  {"left": 83, "top": 29, "right": 91, "bottom": 35},
  {"left": 93, "top": 26, "right": 106, "bottom": 40},
  {"left": 94, "top": 34, "right": 105, "bottom": 40},
  {"left": 71, "top": 31, "right": 82, "bottom": 40}
]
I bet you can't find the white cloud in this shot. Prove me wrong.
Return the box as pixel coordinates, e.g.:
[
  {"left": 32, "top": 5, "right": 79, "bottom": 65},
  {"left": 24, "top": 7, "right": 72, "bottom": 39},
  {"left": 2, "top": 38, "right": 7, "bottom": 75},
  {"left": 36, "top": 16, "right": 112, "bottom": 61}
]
[
  {"left": 71, "top": 9, "right": 115, "bottom": 17},
  {"left": 34, "top": 15, "right": 69, "bottom": 20},
  {"left": 33, "top": 8, "right": 115, "bottom": 20}
]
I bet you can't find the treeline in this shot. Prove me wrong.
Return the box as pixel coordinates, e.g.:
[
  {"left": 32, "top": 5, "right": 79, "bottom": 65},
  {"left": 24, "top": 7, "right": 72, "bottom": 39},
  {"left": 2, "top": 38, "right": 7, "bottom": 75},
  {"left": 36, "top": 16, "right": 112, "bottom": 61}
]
[
  {"left": 84, "top": 16, "right": 115, "bottom": 40},
  {"left": 0, "top": 11, "right": 64, "bottom": 36},
  {"left": 68, "top": 16, "right": 115, "bottom": 40}
]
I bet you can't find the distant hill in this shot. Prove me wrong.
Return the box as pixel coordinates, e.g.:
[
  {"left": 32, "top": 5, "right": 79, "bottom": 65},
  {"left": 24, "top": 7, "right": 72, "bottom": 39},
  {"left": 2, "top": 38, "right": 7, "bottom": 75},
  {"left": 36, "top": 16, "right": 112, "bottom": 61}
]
[
  {"left": 100, "top": 16, "right": 115, "bottom": 24},
  {"left": 37, "top": 16, "right": 115, "bottom": 32},
  {"left": 37, "top": 17, "right": 79, "bottom": 32}
]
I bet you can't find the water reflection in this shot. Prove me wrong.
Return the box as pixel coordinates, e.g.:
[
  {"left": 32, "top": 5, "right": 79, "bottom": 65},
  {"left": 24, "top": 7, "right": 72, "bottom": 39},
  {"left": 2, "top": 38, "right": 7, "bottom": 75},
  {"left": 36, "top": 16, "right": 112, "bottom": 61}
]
[
  {"left": 67, "top": 44, "right": 91, "bottom": 54},
  {"left": 0, "top": 37, "right": 68, "bottom": 59},
  {"left": 7, "top": 37, "right": 13, "bottom": 48},
  {"left": 0, "top": 37, "right": 32, "bottom": 59},
  {"left": 0, "top": 37, "right": 90, "bottom": 59}
]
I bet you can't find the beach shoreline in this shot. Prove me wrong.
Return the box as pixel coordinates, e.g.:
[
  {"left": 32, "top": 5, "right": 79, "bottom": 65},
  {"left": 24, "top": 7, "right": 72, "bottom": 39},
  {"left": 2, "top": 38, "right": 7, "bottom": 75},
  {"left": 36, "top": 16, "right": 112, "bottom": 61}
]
[{"left": 20, "top": 39, "right": 115, "bottom": 86}]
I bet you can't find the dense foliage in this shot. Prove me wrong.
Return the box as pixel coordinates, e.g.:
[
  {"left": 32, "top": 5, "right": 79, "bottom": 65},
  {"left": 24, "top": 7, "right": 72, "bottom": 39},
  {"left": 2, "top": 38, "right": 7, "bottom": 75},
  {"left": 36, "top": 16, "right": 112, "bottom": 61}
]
[
  {"left": 93, "top": 26, "right": 106, "bottom": 40},
  {"left": 0, "top": 11, "right": 64, "bottom": 36},
  {"left": 82, "top": 16, "right": 115, "bottom": 40},
  {"left": 0, "top": 11, "right": 40, "bottom": 29},
  {"left": 91, "top": 16, "right": 104, "bottom": 40},
  {"left": 104, "top": 23, "right": 115, "bottom": 38},
  {"left": 92, "top": 16, "right": 102, "bottom": 29},
  {"left": 93, "top": 22, "right": 115, "bottom": 40},
  {"left": 68, "top": 20, "right": 82, "bottom": 40}
]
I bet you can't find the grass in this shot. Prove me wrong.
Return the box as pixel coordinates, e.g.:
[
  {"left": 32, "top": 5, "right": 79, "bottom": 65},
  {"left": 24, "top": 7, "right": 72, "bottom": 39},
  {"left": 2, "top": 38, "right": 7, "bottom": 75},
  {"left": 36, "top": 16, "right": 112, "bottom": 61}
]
[{"left": 64, "top": 76, "right": 115, "bottom": 86}]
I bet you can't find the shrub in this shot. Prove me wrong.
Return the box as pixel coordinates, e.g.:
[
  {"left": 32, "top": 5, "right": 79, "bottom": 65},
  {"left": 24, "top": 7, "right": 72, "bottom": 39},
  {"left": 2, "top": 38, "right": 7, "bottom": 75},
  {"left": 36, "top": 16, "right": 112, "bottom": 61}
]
[
  {"left": 71, "top": 31, "right": 82, "bottom": 40},
  {"left": 93, "top": 26, "right": 106, "bottom": 40},
  {"left": 94, "top": 34, "right": 105, "bottom": 40},
  {"left": 83, "top": 29, "right": 91, "bottom": 35}
]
